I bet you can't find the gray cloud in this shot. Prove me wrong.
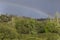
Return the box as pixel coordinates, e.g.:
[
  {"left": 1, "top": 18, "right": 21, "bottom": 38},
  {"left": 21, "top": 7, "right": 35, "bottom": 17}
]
[{"left": 0, "top": 0, "right": 60, "bottom": 18}]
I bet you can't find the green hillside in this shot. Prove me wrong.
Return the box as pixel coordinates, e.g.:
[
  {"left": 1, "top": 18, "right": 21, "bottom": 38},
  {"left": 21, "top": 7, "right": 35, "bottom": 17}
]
[{"left": 0, "top": 14, "right": 60, "bottom": 40}]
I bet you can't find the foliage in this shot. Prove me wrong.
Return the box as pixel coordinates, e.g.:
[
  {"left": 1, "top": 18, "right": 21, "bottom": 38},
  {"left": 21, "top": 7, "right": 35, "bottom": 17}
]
[{"left": 0, "top": 14, "right": 59, "bottom": 40}]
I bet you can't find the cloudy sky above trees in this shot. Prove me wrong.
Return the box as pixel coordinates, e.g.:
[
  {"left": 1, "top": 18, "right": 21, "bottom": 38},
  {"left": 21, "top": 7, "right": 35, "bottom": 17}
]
[{"left": 0, "top": 0, "right": 59, "bottom": 18}]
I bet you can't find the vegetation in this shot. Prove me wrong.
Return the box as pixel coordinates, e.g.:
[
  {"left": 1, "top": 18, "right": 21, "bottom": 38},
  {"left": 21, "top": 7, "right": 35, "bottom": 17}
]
[{"left": 0, "top": 13, "right": 60, "bottom": 40}]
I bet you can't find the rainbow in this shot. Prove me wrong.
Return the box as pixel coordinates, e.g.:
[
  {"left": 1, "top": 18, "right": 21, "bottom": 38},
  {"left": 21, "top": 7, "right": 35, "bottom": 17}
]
[{"left": 0, "top": 1, "right": 52, "bottom": 18}]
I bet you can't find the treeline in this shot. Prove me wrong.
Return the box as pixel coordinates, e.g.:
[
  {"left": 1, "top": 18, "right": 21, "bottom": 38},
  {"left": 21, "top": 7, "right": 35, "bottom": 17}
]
[{"left": 0, "top": 14, "right": 60, "bottom": 40}]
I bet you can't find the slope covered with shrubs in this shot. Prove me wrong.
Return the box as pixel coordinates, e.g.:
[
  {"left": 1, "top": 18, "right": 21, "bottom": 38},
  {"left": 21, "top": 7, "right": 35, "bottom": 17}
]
[{"left": 0, "top": 14, "right": 60, "bottom": 40}]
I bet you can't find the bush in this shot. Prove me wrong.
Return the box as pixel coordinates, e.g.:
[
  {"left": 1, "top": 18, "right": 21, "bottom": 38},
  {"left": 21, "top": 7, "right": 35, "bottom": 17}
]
[{"left": 0, "top": 24, "right": 20, "bottom": 40}]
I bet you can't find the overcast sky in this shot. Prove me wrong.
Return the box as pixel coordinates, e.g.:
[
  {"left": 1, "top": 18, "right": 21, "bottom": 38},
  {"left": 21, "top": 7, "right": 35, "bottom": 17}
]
[{"left": 0, "top": 0, "right": 59, "bottom": 18}]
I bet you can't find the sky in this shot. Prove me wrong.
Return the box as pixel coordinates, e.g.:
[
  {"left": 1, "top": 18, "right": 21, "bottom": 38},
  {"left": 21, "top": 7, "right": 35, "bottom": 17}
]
[{"left": 0, "top": 0, "right": 60, "bottom": 18}]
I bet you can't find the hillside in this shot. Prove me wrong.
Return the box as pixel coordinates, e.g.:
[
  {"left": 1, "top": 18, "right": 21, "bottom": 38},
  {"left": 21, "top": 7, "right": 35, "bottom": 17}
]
[{"left": 0, "top": 14, "right": 60, "bottom": 40}]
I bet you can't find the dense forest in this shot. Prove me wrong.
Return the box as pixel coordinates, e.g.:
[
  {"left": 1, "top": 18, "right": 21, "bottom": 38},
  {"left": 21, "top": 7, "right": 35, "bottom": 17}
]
[{"left": 0, "top": 14, "right": 60, "bottom": 40}]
